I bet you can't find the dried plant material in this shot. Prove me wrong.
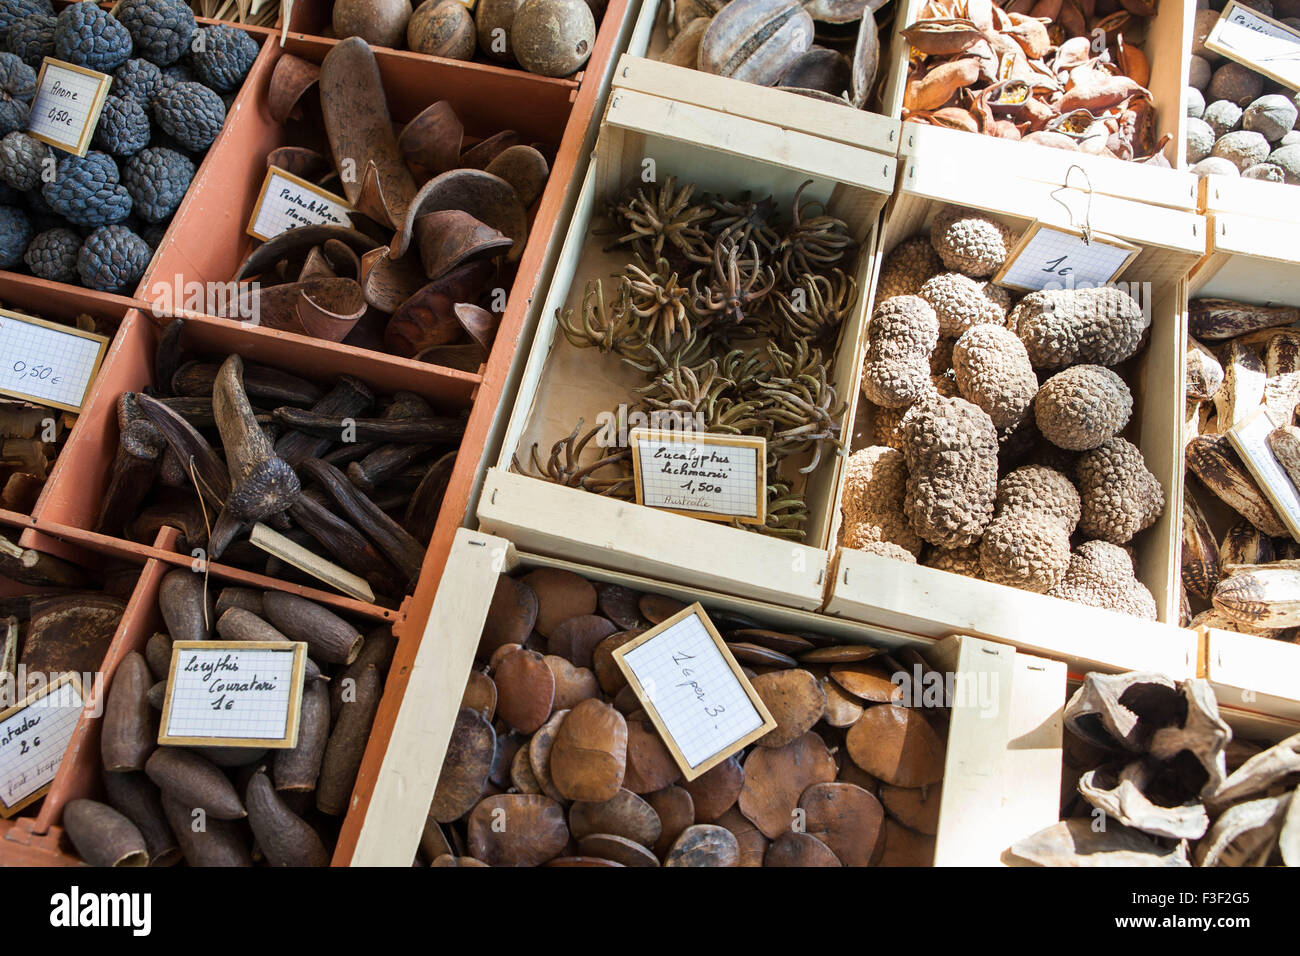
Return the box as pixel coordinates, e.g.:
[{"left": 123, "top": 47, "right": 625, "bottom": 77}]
[
  {"left": 1077, "top": 760, "right": 1210, "bottom": 840},
  {"left": 764, "top": 830, "right": 841, "bottom": 866},
  {"left": 845, "top": 706, "right": 945, "bottom": 787},
  {"left": 820, "top": 678, "right": 866, "bottom": 728},
  {"left": 715, "top": 806, "right": 768, "bottom": 866},
  {"left": 902, "top": 17, "right": 984, "bottom": 56},
  {"left": 1195, "top": 794, "right": 1290, "bottom": 867},
  {"left": 545, "top": 655, "right": 601, "bottom": 710},
  {"left": 548, "top": 614, "right": 618, "bottom": 668},
  {"left": 830, "top": 663, "right": 903, "bottom": 703},
  {"left": 664, "top": 824, "right": 740, "bottom": 867},
  {"left": 570, "top": 789, "right": 662, "bottom": 847},
  {"left": 523, "top": 568, "right": 597, "bottom": 638},
  {"left": 752, "top": 669, "right": 826, "bottom": 746},
  {"left": 460, "top": 671, "right": 497, "bottom": 720},
  {"left": 494, "top": 648, "right": 556, "bottom": 734},
  {"left": 1269, "top": 427, "right": 1300, "bottom": 490},
  {"left": 879, "top": 783, "right": 942, "bottom": 835},
  {"left": 577, "top": 833, "right": 660, "bottom": 866},
  {"left": 1214, "top": 568, "right": 1300, "bottom": 630},
  {"left": 1182, "top": 495, "right": 1221, "bottom": 601},
  {"left": 698, "top": 0, "right": 813, "bottom": 86},
  {"left": 1186, "top": 435, "right": 1288, "bottom": 539},
  {"left": 529, "top": 708, "right": 571, "bottom": 802},
  {"left": 431, "top": 855, "right": 490, "bottom": 867},
  {"left": 648, "top": 786, "right": 695, "bottom": 858},
  {"left": 683, "top": 756, "right": 745, "bottom": 823},
  {"left": 1208, "top": 733, "right": 1300, "bottom": 809},
  {"left": 430, "top": 707, "right": 496, "bottom": 823},
  {"left": 799, "top": 781, "right": 884, "bottom": 866},
  {"left": 479, "top": 576, "right": 537, "bottom": 659},
  {"left": 738, "top": 732, "right": 836, "bottom": 838},
  {"left": 511, "top": 741, "right": 542, "bottom": 794},
  {"left": 592, "top": 630, "right": 642, "bottom": 695},
  {"left": 623, "top": 717, "right": 683, "bottom": 793},
  {"left": 1189, "top": 299, "right": 1300, "bottom": 342},
  {"left": 727, "top": 642, "right": 798, "bottom": 668},
  {"left": 1280, "top": 789, "right": 1300, "bottom": 867},
  {"left": 1186, "top": 339, "right": 1225, "bottom": 403},
  {"left": 1062, "top": 671, "right": 1180, "bottom": 754},
  {"left": 1010, "top": 819, "right": 1189, "bottom": 867},
  {"left": 1146, "top": 680, "right": 1230, "bottom": 798},
  {"left": 550, "top": 699, "right": 629, "bottom": 802},
  {"left": 468, "top": 794, "right": 569, "bottom": 866},
  {"left": 1215, "top": 342, "right": 1266, "bottom": 430},
  {"left": 798, "top": 644, "right": 880, "bottom": 664},
  {"left": 730, "top": 628, "right": 814, "bottom": 655},
  {"left": 876, "top": 818, "right": 936, "bottom": 866},
  {"left": 639, "top": 594, "right": 686, "bottom": 624},
  {"left": 596, "top": 584, "right": 643, "bottom": 630}
]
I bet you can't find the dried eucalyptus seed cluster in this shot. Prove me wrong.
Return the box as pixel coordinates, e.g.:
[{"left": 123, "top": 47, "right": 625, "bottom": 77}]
[{"left": 537, "top": 175, "right": 860, "bottom": 540}]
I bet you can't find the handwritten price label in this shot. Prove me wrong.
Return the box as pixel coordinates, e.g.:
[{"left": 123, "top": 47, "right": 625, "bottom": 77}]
[
  {"left": 629, "top": 429, "right": 767, "bottom": 525},
  {"left": 158, "top": 641, "right": 307, "bottom": 749},
  {"left": 247, "top": 166, "right": 353, "bottom": 241},
  {"left": 1207, "top": 0, "right": 1300, "bottom": 92},
  {"left": 993, "top": 221, "right": 1139, "bottom": 293},
  {"left": 0, "top": 309, "right": 109, "bottom": 413},
  {"left": 26, "top": 58, "right": 113, "bottom": 156},
  {"left": 0, "top": 675, "right": 85, "bottom": 817},
  {"left": 613, "top": 603, "right": 775, "bottom": 780}
]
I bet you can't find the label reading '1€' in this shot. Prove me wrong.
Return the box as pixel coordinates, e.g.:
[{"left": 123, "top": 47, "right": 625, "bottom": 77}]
[
  {"left": 993, "top": 221, "right": 1139, "bottom": 293},
  {"left": 159, "top": 641, "right": 306, "bottom": 749},
  {"left": 247, "top": 166, "right": 354, "bottom": 241},
  {"left": 0, "top": 308, "right": 110, "bottom": 413},
  {"left": 629, "top": 429, "right": 767, "bottom": 525},
  {"left": 1207, "top": 0, "right": 1300, "bottom": 92},
  {"left": 0, "top": 675, "right": 85, "bottom": 817},
  {"left": 26, "top": 58, "right": 113, "bottom": 157}
]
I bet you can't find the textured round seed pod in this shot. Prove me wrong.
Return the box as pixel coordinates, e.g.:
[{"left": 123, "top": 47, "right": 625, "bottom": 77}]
[
  {"left": 1243, "top": 94, "right": 1298, "bottom": 143},
  {"left": 919, "top": 272, "right": 1005, "bottom": 337},
  {"left": 477, "top": 0, "right": 526, "bottom": 62},
  {"left": 160, "top": 61, "right": 196, "bottom": 87},
  {"left": 929, "top": 206, "right": 1015, "bottom": 278},
  {"left": 512, "top": 0, "right": 595, "bottom": 77},
  {"left": 698, "top": 0, "right": 813, "bottom": 86},
  {"left": 153, "top": 81, "right": 226, "bottom": 151},
  {"left": 952, "top": 324, "right": 1038, "bottom": 429},
  {"left": 839, "top": 445, "right": 923, "bottom": 557},
  {"left": 1212, "top": 130, "right": 1271, "bottom": 172},
  {"left": 409, "top": 0, "right": 476, "bottom": 60},
  {"left": 24, "top": 226, "right": 80, "bottom": 281},
  {"left": 900, "top": 394, "right": 999, "bottom": 549},
  {"left": 923, "top": 543, "right": 982, "bottom": 577},
  {"left": 0, "top": 52, "right": 35, "bottom": 135},
  {"left": 1185, "top": 117, "right": 1215, "bottom": 164},
  {"left": 124, "top": 146, "right": 195, "bottom": 222},
  {"left": 1203, "top": 99, "right": 1243, "bottom": 139},
  {"left": 190, "top": 25, "right": 258, "bottom": 92},
  {"left": 54, "top": 1, "right": 132, "bottom": 72},
  {"left": 1269, "top": 144, "right": 1300, "bottom": 184},
  {"left": 1192, "top": 156, "right": 1240, "bottom": 177},
  {"left": 0, "top": 1, "right": 51, "bottom": 36},
  {"left": 94, "top": 94, "right": 150, "bottom": 157},
  {"left": 1076, "top": 437, "right": 1164, "bottom": 545},
  {"left": 114, "top": 0, "right": 194, "bottom": 66},
  {"left": 112, "top": 58, "right": 162, "bottom": 106},
  {"left": 979, "top": 511, "right": 1071, "bottom": 593},
  {"left": 1009, "top": 286, "right": 1148, "bottom": 370},
  {"left": 1048, "top": 540, "right": 1157, "bottom": 620},
  {"left": 1035, "top": 365, "right": 1133, "bottom": 451},
  {"left": 0, "top": 130, "right": 47, "bottom": 190},
  {"left": 1189, "top": 54, "right": 1212, "bottom": 91},
  {"left": 6, "top": 13, "right": 54, "bottom": 66},
  {"left": 996, "top": 465, "right": 1080, "bottom": 532},
  {"left": 845, "top": 538, "right": 917, "bottom": 563},
  {"left": 78, "top": 224, "right": 150, "bottom": 292},
  {"left": 1187, "top": 86, "right": 1205, "bottom": 120},
  {"left": 333, "top": 0, "right": 411, "bottom": 47},
  {"left": 0, "top": 203, "right": 31, "bottom": 268},
  {"left": 877, "top": 235, "right": 944, "bottom": 300},
  {"left": 43, "top": 151, "right": 131, "bottom": 227},
  {"left": 63, "top": 799, "right": 149, "bottom": 867},
  {"left": 1208, "top": 62, "right": 1265, "bottom": 107},
  {"left": 1242, "top": 162, "right": 1286, "bottom": 182},
  {"left": 860, "top": 295, "right": 939, "bottom": 409}
]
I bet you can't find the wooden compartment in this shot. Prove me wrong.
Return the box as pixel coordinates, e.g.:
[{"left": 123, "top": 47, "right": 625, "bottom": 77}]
[
  {"left": 824, "top": 151, "right": 1205, "bottom": 677},
  {"left": 349, "top": 528, "right": 1065, "bottom": 866},
  {"left": 881, "top": 0, "right": 1198, "bottom": 211},
  {"left": 477, "top": 88, "right": 898, "bottom": 611}
]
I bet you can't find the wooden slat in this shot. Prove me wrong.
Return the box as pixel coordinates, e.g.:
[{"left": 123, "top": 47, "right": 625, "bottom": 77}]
[
  {"left": 1201, "top": 173, "right": 1300, "bottom": 223},
  {"left": 1204, "top": 627, "right": 1300, "bottom": 725}
]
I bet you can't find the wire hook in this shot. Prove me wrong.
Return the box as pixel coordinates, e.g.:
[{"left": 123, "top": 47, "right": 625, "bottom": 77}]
[{"left": 1050, "top": 164, "right": 1095, "bottom": 245}]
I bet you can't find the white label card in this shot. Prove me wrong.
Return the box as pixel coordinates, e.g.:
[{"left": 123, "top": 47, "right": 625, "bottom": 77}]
[
  {"left": 0, "top": 674, "right": 85, "bottom": 817},
  {"left": 1228, "top": 409, "right": 1300, "bottom": 543},
  {"left": 159, "top": 641, "right": 306, "bottom": 749},
  {"left": 0, "top": 309, "right": 109, "bottom": 413},
  {"left": 247, "top": 166, "right": 354, "bottom": 241},
  {"left": 994, "top": 221, "right": 1139, "bottom": 292},
  {"left": 26, "top": 58, "right": 113, "bottom": 157},
  {"left": 612, "top": 604, "right": 775, "bottom": 780},
  {"left": 630, "top": 429, "right": 766, "bottom": 525},
  {"left": 1207, "top": 1, "right": 1300, "bottom": 92}
]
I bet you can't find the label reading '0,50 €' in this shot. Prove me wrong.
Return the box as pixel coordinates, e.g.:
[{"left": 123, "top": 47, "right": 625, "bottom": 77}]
[
  {"left": 26, "top": 58, "right": 112, "bottom": 156},
  {"left": 0, "top": 309, "right": 109, "bottom": 413}
]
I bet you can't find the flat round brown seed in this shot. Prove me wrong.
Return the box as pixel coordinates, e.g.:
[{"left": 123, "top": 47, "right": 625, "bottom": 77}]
[
  {"left": 831, "top": 663, "right": 903, "bottom": 702},
  {"left": 569, "top": 788, "right": 662, "bottom": 847},
  {"left": 523, "top": 568, "right": 597, "bottom": 638},
  {"left": 727, "top": 642, "right": 798, "bottom": 668},
  {"left": 764, "top": 830, "right": 841, "bottom": 867},
  {"left": 752, "top": 669, "right": 826, "bottom": 748},
  {"left": 460, "top": 671, "right": 497, "bottom": 720},
  {"left": 421, "top": 818, "right": 453, "bottom": 862},
  {"left": 550, "top": 699, "right": 628, "bottom": 802},
  {"left": 494, "top": 648, "right": 555, "bottom": 733},
  {"left": 544, "top": 856, "right": 625, "bottom": 866},
  {"left": 838, "top": 760, "right": 880, "bottom": 794},
  {"left": 529, "top": 708, "right": 570, "bottom": 802},
  {"left": 548, "top": 614, "right": 617, "bottom": 668},
  {"left": 596, "top": 583, "right": 643, "bottom": 630},
  {"left": 488, "top": 642, "right": 522, "bottom": 670},
  {"left": 798, "top": 644, "right": 881, "bottom": 664},
  {"left": 430, "top": 707, "right": 496, "bottom": 823},
  {"left": 431, "top": 855, "right": 490, "bottom": 866},
  {"left": 879, "top": 783, "right": 942, "bottom": 835},
  {"left": 611, "top": 684, "right": 641, "bottom": 715},
  {"left": 877, "top": 818, "right": 936, "bottom": 866},
  {"left": 738, "top": 732, "right": 836, "bottom": 839},
  {"left": 798, "top": 781, "right": 884, "bottom": 867},
  {"left": 510, "top": 741, "right": 541, "bottom": 794},
  {"left": 578, "top": 833, "right": 659, "bottom": 867},
  {"left": 468, "top": 794, "right": 568, "bottom": 866},
  {"left": 821, "top": 677, "right": 865, "bottom": 728},
  {"left": 664, "top": 824, "right": 739, "bottom": 867},
  {"left": 683, "top": 755, "right": 744, "bottom": 822},
  {"left": 480, "top": 576, "right": 537, "bottom": 658},
  {"left": 638, "top": 594, "right": 686, "bottom": 624},
  {"left": 729, "top": 628, "right": 814, "bottom": 655},
  {"left": 622, "top": 717, "right": 681, "bottom": 793},
  {"left": 715, "top": 807, "right": 768, "bottom": 866},
  {"left": 491, "top": 731, "right": 525, "bottom": 788},
  {"left": 646, "top": 786, "right": 694, "bottom": 858},
  {"left": 845, "top": 705, "right": 945, "bottom": 788},
  {"left": 544, "top": 655, "right": 600, "bottom": 710},
  {"left": 591, "top": 629, "right": 642, "bottom": 695}
]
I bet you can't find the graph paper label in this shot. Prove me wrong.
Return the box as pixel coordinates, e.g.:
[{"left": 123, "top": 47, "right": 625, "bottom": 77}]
[
  {"left": 159, "top": 642, "right": 306, "bottom": 749},
  {"left": 993, "top": 221, "right": 1138, "bottom": 293},
  {"left": 27, "top": 58, "right": 113, "bottom": 156},
  {"left": 0, "top": 675, "right": 85, "bottom": 816},
  {"left": 613, "top": 604, "right": 775, "bottom": 780},
  {"left": 248, "top": 166, "right": 353, "bottom": 241},
  {"left": 630, "top": 429, "right": 766, "bottom": 525},
  {"left": 1207, "top": 1, "right": 1300, "bottom": 92},
  {"left": 0, "top": 308, "right": 109, "bottom": 412}
]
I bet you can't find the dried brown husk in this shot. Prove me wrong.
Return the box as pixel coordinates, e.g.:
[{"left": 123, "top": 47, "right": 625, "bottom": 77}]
[
  {"left": 647, "top": 786, "right": 696, "bottom": 858},
  {"left": 738, "top": 731, "right": 836, "bottom": 838},
  {"left": 548, "top": 614, "right": 618, "bottom": 668},
  {"left": 549, "top": 699, "right": 629, "bottom": 802},
  {"left": 467, "top": 794, "right": 569, "bottom": 865},
  {"left": 764, "top": 830, "right": 841, "bottom": 866},
  {"left": 478, "top": 576, "right": 538, "bottom": 660},
  {"left": 831, "top": 663, "right": 903, "bottom": 703},
  {"left": 879, "top": 782, "right": 942, "bottom": 835},
  {"left": 545, "top": 655, "right": 601, "bottom": 710},
  {"left": 664, "top": 824, "right": 740, "bottom": 866},
  {"left": 596, "top": 584, "right": 643, "bottom": 630},
  {"left": 528, "top": 707, "right": 571, "bottom": 802},
  {"left": 577, "top": 832, "right": 660, "bottom": 866},
  {"left": 752, "top": 668, "right": 826, "bottom": 746},
  {"left": 569, "top": 788, "right": 663, "bottom": 847},
  {"left": 623, "top": 717, "right": 682, "bottom": 793},
  {"left": 876, "top": 818, "right": 937, "bottom": 866},
  {"left": 845, "top": 705, "right": 945, "bottom": 787},
  {"left": 592, "top": 630, "right": 642, "bottom": 695},
  {"left": 902, "top": 18, "right": 985, "bottom": 56},
  {"left": 430, "top": 707, "right": 497, "bottom": 822},
  {"left": 683, "top": 755, "right": 745, "bottom": 822},
  {"left": 798, "top": 781, "right": 884, "bottom": 865},
  {"left": 494, "top": 648, "right": 555, "bottom": 733},
  {"left": 524, "top": 568, "right": 599, "bottom": 637}
]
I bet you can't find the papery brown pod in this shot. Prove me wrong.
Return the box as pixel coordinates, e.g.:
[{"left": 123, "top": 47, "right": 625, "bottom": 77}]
[
  {"left": 904, "top": 57, "right": 981, "bottom": 112},
  {"left": 321, "top": 239, "right": 362, "bottom": 280},
  {"left": 398, "top": 101, "right": 464, "bottom": 180},
  {"left": 267, "top": 147, "right": 330, "bottom": 182},
  {"left": 385, "top": 259, "right": 495, "bottom": 357},
  {"left": 1059, "top": 73, "right": 1148, "bottom": 114},
  {"left": 1114, "top": 35, "right": 1149, "bottom": 87},
  {"left": 252, "top": 277, "right": 367, "bottom": 342},
  {"left": 484, "top": 145, "right": 550, "bottom": 208},
  {"left": 1004, "top": 13, "right": 1052, "bottom": 58},
  {"left": 267, "top": 54, "right": 321, "bottom": 125},
  {"left": 460, "top": 130, "right": 522, "bottom": 170},
  {"left": 1057, "top": 0, "right": 1087, "bottom": 38},
  {"left": 415, "top": 209, "right": 513, "bottom": 281},
  {"left": 929, "top": 107, "right": 981, "bottom": 131},
  {"left": 393, "top": 169, "right": 527, "bottom": 261},
  {"left": 355, "top": 161, "right": 402, "bottom": 230},
  {"left": 1053, "top": 35, "right": 1092, "bottom": 74},
  {"left": 299, "top": 246, "right": 337, "bottom": 281},
  {"left": 698, "top": 0, "right": 814, "bottom": 86},
  {"left": 360, "top": 247, "right": 427, "bottom": 313},
  {"left": 802, "top": 0, "right": 871, "bottom": 23},
  {"left": 415, "top": 343, "right": 486, "bottom": 372},
  {"left": 779, "top": 47, "right": 851, "bottom": 97},
  {"left": 902, "top": 18, "right": 984, "bottom": 56},
  {"left": 236, "top": 226, "right": 380, "bottom": 282},
  {"left": 455, "top": 304, "right": 500, "bottom": 356}
]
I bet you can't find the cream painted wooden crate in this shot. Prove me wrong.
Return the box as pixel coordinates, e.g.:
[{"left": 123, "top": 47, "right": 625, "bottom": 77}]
[
  {"left": 350, "top": 528, "right": 1066, "bottom": 867},
  {"left": 823, "top": 150, "right": 1206, "bottom": 677},
  {"left": 476, "top": 85, "right": 898, "bottom": 610}
]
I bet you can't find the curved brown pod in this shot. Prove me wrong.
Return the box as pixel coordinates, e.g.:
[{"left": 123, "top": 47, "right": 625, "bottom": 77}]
[
  {"left": 102, "top": 771, "right": 181, "bottom": 868},
  {"left": 145, "top": 748, "right": 247, "bottom": 820},
  {"left": 275, "top": 680, "right": 330, "bottom": 792},
  {"left": 698, "top": 0, "right": 813, "bottom": 86},
  {"left": 246, "top": 771, "right": 331, "bottom": 867},
  {"left": 158, "top": 569, "right": 213, "bottom": 643},
  {"left": 267, "top": 54, "right": 321, "bottom": 125},
  {"left": 262, "top": 591, "right": 364, "bottom": 665},
  {"left": 391, "top": 169, "right": 527, "bottom": 261},
  {"left": 331, "top": 626, "right": 397, "bottom": 720},
  {"left": 161, "top": 793, "right": 253, "bottom": 867},
  {"left": 316, "top": 666, "right": 382, "bottom": 815},
  {"left": 63, "top": 799, "right": 149, "bottom": 867},
  {"left": 101, "top": 652, "right": 155, "bottom": 772}
]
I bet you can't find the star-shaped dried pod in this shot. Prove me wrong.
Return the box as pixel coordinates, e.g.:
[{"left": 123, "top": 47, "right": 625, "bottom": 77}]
[
  {"left": 1062, "top": 671, "right": 1181, "bottom": 754},
  {"left": 392, "top": 169, "right": 527, "bottom": 261},
  {"left": 1195, "top": 793, "right": 1291, "bottom": 867},
  {"left": 1009, "top": 818, "right": 1191, "bottom": 867},
  {"left": 1207, "top": 732, "right": 1300, "bottom": 811},
  {"left": 397, "top": 101, "right": 463, "bottom": 180},
  {"left": 1077, "top": 758, "right": 1211, "bottom": 840},
  {"left": 267, "top": 54, "right": 321, "bottom": 125},
  {"left": 1146, "top": 679, "right": 1230, "bottom": 799}
]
